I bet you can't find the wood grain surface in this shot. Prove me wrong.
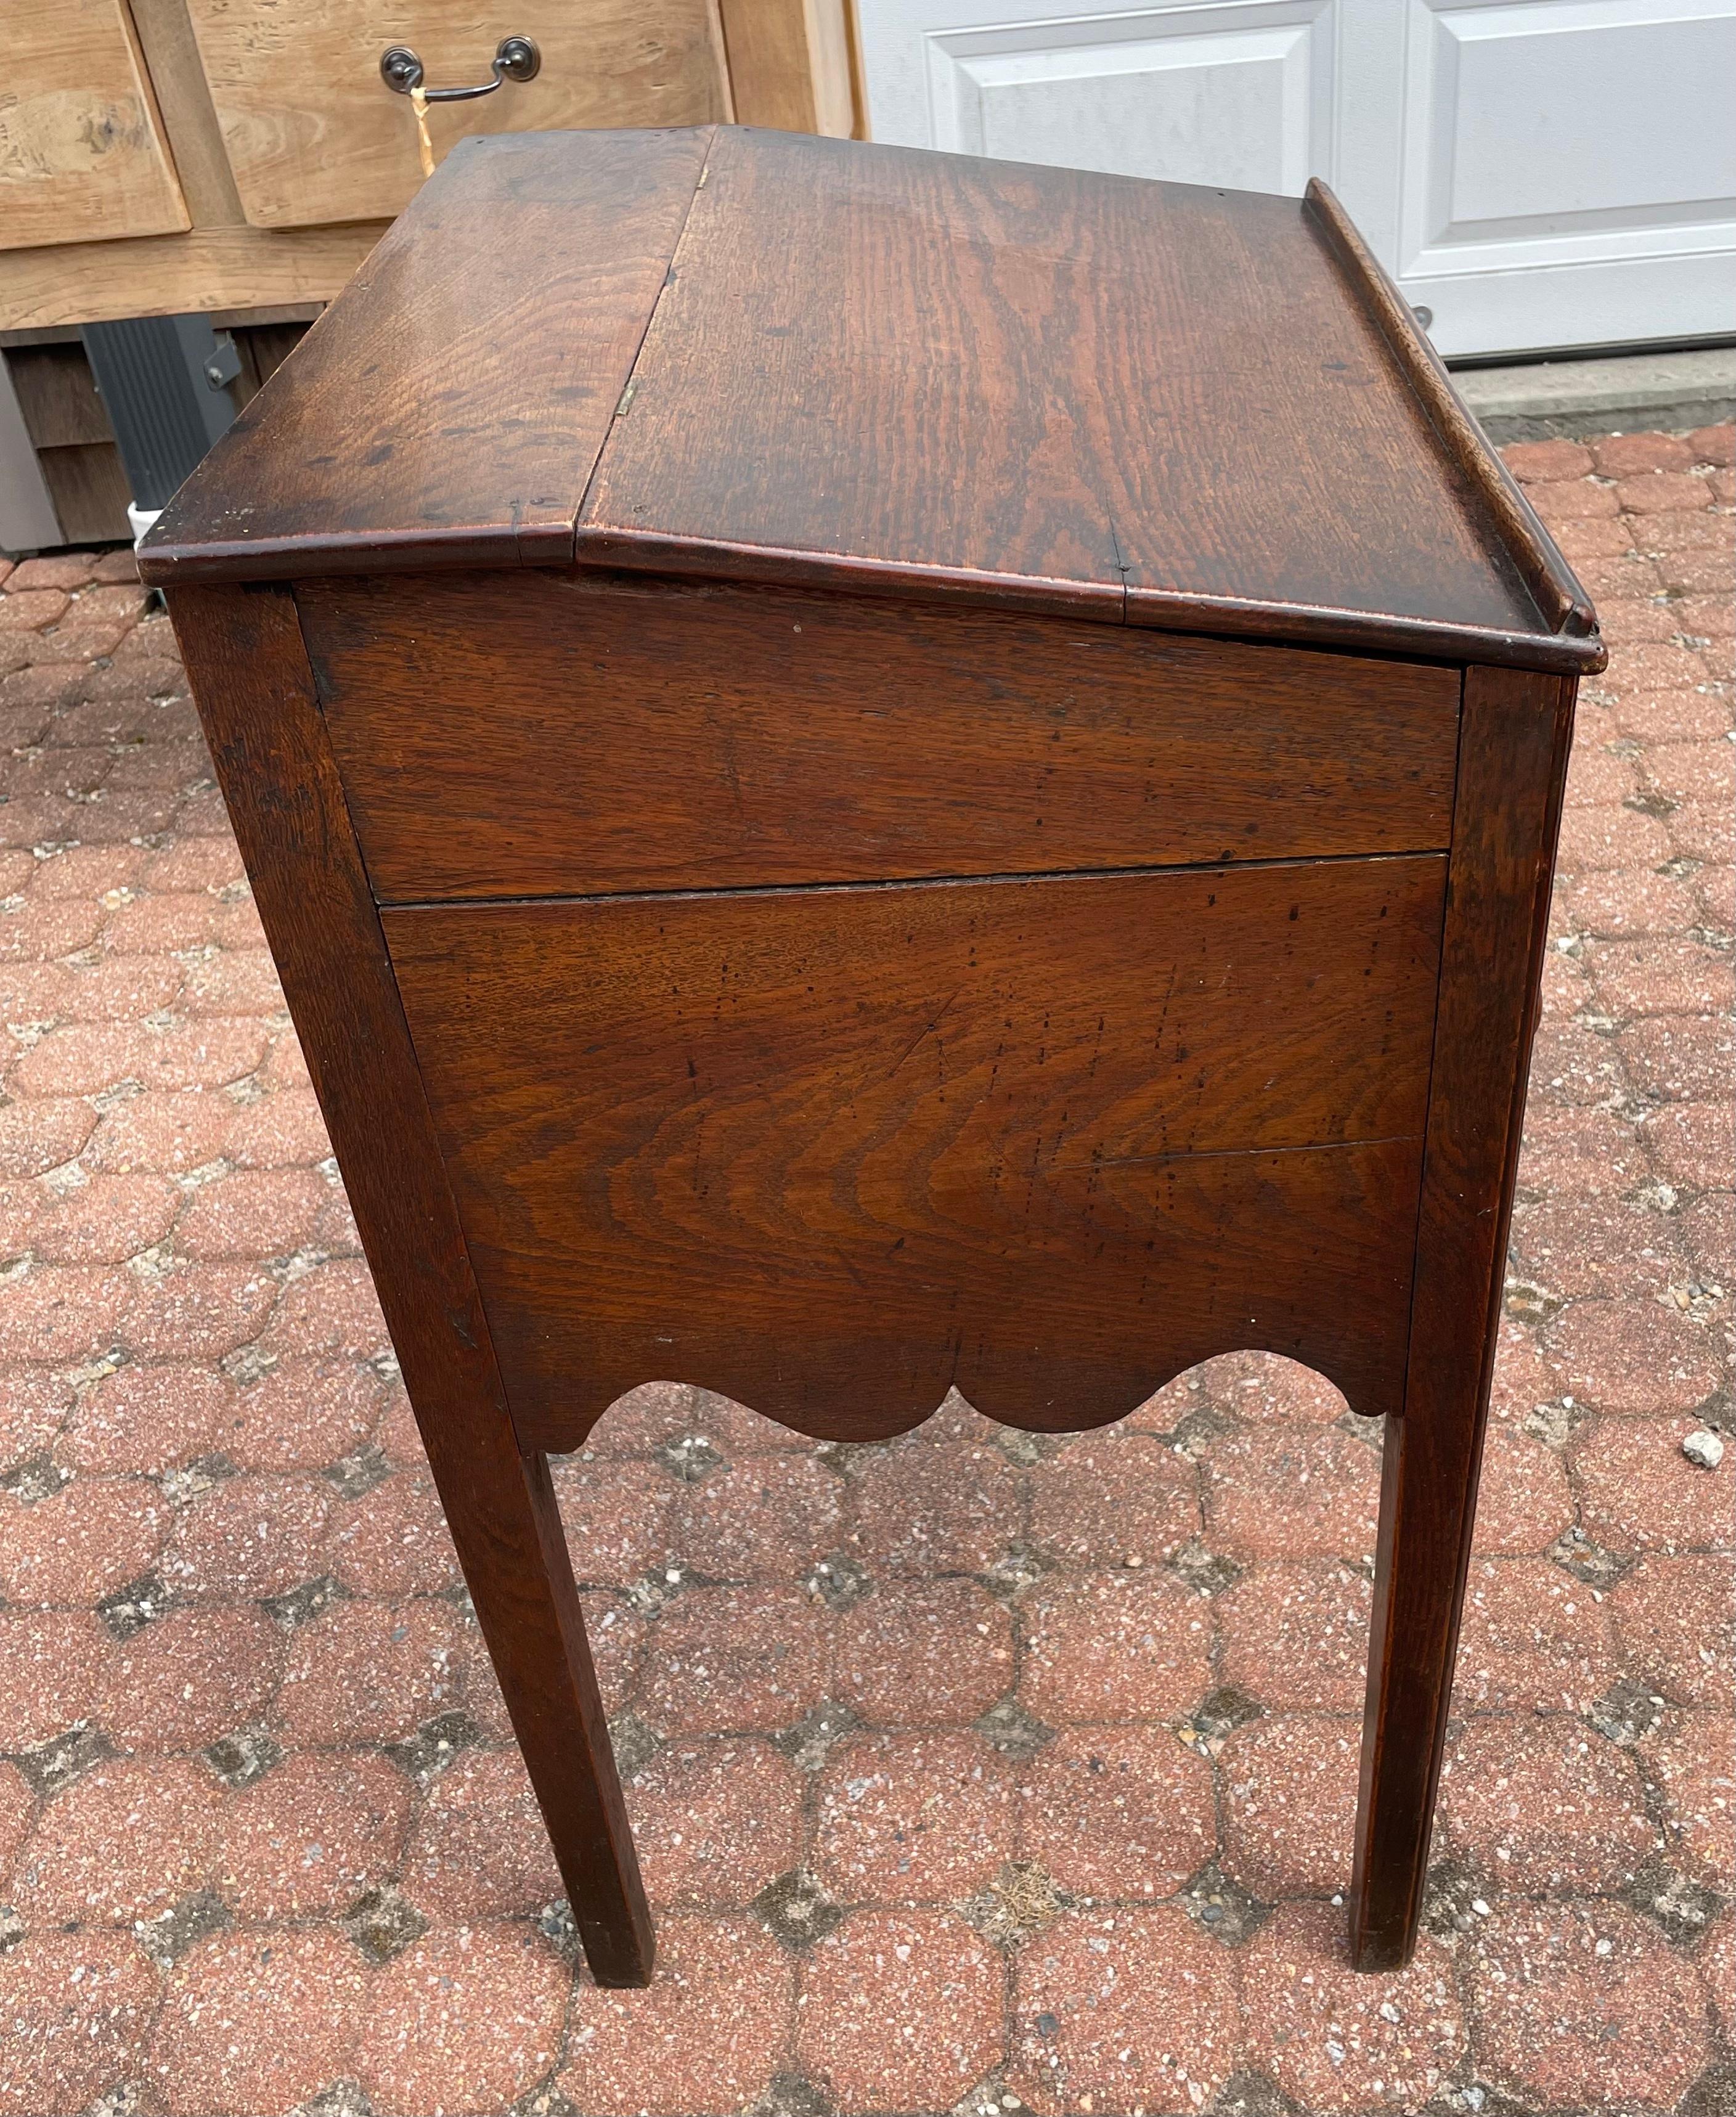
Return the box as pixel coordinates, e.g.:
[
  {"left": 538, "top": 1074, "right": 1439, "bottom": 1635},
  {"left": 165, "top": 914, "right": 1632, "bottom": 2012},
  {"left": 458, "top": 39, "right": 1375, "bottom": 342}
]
[
  {"left": 1303, "top": 180, "right": 1598, "bottom": 651},
  {"left": 1351, "top": 664, "right": 1576, "bottom": 1972},
  {"left": 385, "top": 858, "right": 1443, "bottom": 1445},
  {"left": 0, "top": 0, "right": 190, "bottom": 253},
  {"left": 717, "top": 0, "right": 856, "bottom": 136},
  {"left": 141, "top": 129, "right": 714, "bottom": 582},
  {"left": 303, "top": 569, "right": 1461, "bottom": 900},
  {"left": 182, "top": 0, "right": 727, "bottom": 231},
  {"left": 0, "top": 217, "right": 384, "bottom": 333},
  {"left": 166, "top": 580, "right": 655, "bottom": 1986},
  {"left": 579, "top": 128, "right": 1583, "bottom": 664},
  {"left": 124, "top": 0, "right": 248, "bottom": 230},
  {"left": 136, "top": 126, "right": 1598, "bottom": 674}
]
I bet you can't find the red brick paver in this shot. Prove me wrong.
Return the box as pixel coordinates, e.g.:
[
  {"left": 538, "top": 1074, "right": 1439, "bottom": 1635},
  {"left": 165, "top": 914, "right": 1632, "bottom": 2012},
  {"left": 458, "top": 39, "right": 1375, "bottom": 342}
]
[{"left": 1, "top": 442, "right": 1731, "bottom": 2113}]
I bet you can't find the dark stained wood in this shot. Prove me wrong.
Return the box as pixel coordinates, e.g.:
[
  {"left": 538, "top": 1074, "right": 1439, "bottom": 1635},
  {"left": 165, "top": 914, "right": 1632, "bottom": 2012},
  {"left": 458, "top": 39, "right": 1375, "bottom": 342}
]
[
  {"left": 152, "top": 126, "right": 1600, "bottom": 1980},
  {"left": 163, "top": 581, "right": 655, "bottom": 1989},
  {"left": 1350, "top": 664, "right": 1576, "bottom": 1972},
  {"left": 383, "top": 857, "right": 1443, "bottom": 1444},
  {"left": 1303, "top": 181, "right": 1597, "bottom": 646},
  {"left": 8, "top": 341, "right": 115, "bottom": 447},
  {"left": 38, "top": 443, "right": 133, "bottom": 545},
  {"left": 140, "top": 129, "right": 715, "bottom": 585},
  {"left": 303, "top": 569, "right": 1462, "bottom": 900},
  {"left": 578, "top": 128, "right": 1600, "bottom": 673},
  {"left": 505, "top": 1137, "right": 1420, "bottom": 1453},
  {"left": 137, "top": 125, "right": 1601, "bottom": 678}
]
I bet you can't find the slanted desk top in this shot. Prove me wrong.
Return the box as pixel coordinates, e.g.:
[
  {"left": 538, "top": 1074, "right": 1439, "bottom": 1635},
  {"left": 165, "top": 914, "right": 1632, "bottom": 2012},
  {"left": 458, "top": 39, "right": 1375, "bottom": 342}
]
[{"left": 141, "top": 126, "right": 1600, "bottom": 675}]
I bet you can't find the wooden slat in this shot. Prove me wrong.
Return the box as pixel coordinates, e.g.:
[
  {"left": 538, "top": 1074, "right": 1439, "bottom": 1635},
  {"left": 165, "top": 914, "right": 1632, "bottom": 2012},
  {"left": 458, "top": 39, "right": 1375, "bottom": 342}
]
[
  {"left": 1351, "top": 663, "right": 1576, "bottom": 1970},
  {"left": 384, "top": 858, "right": 1443, "bottom": 1445},
  {"left": 141, "top": 130, "right": 714, "bottom": 584},
  {"left": 181, "top": 0, "right": 727, "bottom": 231},
  {"left": 165, "top": 579, "right": 654, "bottom": 1986},
  {"left": 1304, "top": 180, "right": 1599, "bottom": 649},
  {"left": 302, "top": 570, "right": 1462, "bottom": 899},
  {"left": 0, "top": 219, "right": 384, "bottom": 333},
  {"left": 719, "top": 0, "right": 857, "bottom": 136},
  {"left": 38, "top": 443, "right": 131, "bottom": 543},
  {"left": 6, "top": 344, "right": 112, "bottom": 448},
  {"left": 0, "top": 0, "right": 190, "bottom": 253},
  {"left": 128, "top": 0, "right": 248, "bottom": 229}
]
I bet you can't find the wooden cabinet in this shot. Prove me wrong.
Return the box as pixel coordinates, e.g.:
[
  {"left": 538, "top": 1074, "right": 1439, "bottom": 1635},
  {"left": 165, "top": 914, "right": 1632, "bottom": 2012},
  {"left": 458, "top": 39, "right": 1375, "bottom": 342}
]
[
  {"left": 143, "top": 127, "right": 1604, "bottom": 1988},
  {"left": 0, "top": 0, "right": 857, "bottom": 327},
  {"left": 0, "top": 0, "right": 189, "bottom": 251},
  {"left": 182, "top": 0, "right": 728, "bottom": 230}
]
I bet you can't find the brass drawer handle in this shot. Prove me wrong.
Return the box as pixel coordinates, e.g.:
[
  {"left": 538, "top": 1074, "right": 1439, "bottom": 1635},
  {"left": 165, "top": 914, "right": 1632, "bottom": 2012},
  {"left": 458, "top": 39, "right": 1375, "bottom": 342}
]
[{"left": 380, "top": 35, "right": 540, "bottom": 103}]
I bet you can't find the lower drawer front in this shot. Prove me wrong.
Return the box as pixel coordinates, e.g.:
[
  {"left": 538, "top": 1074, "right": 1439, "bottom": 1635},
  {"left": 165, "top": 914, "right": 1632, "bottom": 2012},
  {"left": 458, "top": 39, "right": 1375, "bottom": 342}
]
[
  {"left": 301, "top": 568, "right": 1462, "bottom": 900},
  {"left": 383, "top": 856, "right": 1443, "bottom": 1445}
]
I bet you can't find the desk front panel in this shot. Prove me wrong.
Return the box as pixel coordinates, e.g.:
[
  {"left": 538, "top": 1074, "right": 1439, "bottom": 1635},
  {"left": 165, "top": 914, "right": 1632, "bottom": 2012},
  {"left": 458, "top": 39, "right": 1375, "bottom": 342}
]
[
  {"left": 311, "top": 573, "right": 1461, "bottom": 1444},
  {"left": 301, "top": 570, "right": 1462, "bottom": 902},
  {"left": 383, "top": 856, "right": 1444, "bottom": 1446}
]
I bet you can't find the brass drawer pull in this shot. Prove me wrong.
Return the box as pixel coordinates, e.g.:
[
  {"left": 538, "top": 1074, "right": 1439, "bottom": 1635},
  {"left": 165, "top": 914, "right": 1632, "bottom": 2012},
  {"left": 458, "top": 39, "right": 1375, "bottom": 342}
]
[{"left": 380, "top": 35, "right": 540, "bottom": 103}]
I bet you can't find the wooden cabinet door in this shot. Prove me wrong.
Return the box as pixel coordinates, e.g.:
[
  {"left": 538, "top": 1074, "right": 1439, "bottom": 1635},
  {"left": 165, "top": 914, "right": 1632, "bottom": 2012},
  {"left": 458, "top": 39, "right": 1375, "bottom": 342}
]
[
  {"left": 182, "top": 0, "right": 730, "bottom": 230},
  {"left": 0, "top": 0, "right": 190, "bottom": 253}
]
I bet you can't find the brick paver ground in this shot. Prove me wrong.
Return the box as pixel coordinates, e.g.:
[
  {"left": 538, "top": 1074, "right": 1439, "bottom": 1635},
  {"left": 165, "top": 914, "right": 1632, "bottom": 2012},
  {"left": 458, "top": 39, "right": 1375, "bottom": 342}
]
[{"left": 0, "top": 429, "right": 1730, "bottom": 2117}]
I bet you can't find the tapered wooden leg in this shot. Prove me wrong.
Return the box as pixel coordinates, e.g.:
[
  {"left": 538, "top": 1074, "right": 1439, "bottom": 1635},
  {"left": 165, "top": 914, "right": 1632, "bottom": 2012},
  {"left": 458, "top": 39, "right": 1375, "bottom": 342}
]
[
  {"left": 166, "top": 582, "right": 654, "bottom": 1984},
  {"left": 1350, "top": 1400, "right": 1486, "bottom": 1969},
  {"left": 1349, "top": 665, "right": 1577, "bottom": 1970},
  {"left": 431, "top": 1440, "right": 655, "bottom": 1986}
]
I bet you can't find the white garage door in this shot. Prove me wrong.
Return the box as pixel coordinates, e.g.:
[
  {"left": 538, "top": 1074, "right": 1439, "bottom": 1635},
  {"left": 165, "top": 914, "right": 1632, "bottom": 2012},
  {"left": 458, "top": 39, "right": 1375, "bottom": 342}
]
[{"left": 855, "top": 0, "right": 1736, "bottom": 359}]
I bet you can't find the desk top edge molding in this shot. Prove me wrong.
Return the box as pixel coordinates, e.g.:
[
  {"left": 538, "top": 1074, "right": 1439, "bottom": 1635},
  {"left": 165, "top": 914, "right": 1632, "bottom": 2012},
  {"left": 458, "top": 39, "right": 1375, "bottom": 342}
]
[{"left": 139, "top": 127, "right": 1604, "bottom": 680}]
